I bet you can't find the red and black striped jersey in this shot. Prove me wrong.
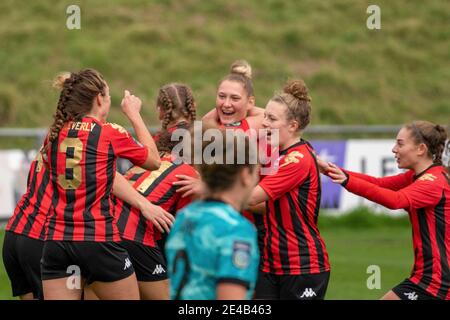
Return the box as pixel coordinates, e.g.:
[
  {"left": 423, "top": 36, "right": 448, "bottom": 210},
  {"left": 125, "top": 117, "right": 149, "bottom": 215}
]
[
  {"left": 343, "top": 164, "right": 450, "bottom": 300},
  {"left": 6, "top": 151, "right": 52, "bottom": 240},
  {"left": 153, "top": 121, "right": 190, "bottom": 143},
  {"left": 258, "top": 140, "right": 330, "bottom": 275},
  {"left": 44, "top": 117, "right": 149, "bottom": 242},
  {"left": 116, "top": 155, "right": 197, "bottom": 247}
]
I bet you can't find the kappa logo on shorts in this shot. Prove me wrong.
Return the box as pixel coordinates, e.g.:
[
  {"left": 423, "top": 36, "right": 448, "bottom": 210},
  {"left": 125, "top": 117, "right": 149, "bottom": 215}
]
[
  {"left": 152, "top": 264, "right": 166, "bottom": 275},
  {"left": 404, "top": 291, "right": 418, "bottom": 300},
  {"left": 232, "top": 241, "right": 251, "bottom": 269},
  {"left": 123, "top": 258, "right": 132, "bottom": 270},
  {"left": 300, "top": 288, "right": 317, "bottom": 299}
]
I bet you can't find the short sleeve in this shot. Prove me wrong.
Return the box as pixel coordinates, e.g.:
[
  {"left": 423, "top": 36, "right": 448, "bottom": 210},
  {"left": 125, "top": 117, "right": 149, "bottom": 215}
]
[
  {"left": 259, "top": 150, "right": 311, "bottom": 200},
  {"left": 106, "top": 123, "right": 148, "bottom": 166},
  {"left": 216, "top": 225, "right": 259, "bottom": 288}
]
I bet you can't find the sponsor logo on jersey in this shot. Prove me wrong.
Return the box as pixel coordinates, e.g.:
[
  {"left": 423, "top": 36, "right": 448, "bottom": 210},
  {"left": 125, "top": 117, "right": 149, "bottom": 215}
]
[
  {"left": 418, "top": 173, "right": 437, "bottom": 182},
  {"left": 280, "top": 151, "right": 304, "bottom": 168}
]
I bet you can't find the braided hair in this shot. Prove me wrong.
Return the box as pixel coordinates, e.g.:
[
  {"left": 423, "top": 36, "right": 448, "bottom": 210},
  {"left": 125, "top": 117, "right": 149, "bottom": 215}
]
[
  {"left": 41, "top": 69, "right": 106, "bottom": 157},
  {"left": 156, "top": 83, "right": 196, "bottom": 153}
]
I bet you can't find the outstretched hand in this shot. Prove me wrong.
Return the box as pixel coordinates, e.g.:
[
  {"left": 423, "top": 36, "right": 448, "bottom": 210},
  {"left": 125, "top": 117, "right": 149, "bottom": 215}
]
[
  {"left": 172, "top": 174, "right": 205, "bottom": 199},
  {"left": 316, "top": 156, "right": 332, "bottom": 175},
  {"left": 327, "top": 163, "right": 348, "bottom": 185}
]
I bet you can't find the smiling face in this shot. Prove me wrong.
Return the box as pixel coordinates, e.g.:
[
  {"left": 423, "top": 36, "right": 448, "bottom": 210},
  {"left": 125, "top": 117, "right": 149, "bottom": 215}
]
[
  {"left": 392, "top": 127, "right": 427, "bottom": 170},
  {"left": 262, "top": 100, "right": 299, "bottom": 150},
  {"left": 216, "top": 80, "right": 254, "bottom": 125}
]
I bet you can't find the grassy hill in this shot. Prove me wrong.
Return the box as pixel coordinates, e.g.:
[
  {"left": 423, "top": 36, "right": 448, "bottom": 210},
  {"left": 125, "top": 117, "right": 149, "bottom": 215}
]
[{"left": 0, "top": 0, "right": 449, "bottom": 129}]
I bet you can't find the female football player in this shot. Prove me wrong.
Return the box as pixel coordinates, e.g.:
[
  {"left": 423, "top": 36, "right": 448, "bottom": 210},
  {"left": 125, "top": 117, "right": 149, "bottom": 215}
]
[{"left": 324, "top": 121, "right": 449, "bottom": 300}]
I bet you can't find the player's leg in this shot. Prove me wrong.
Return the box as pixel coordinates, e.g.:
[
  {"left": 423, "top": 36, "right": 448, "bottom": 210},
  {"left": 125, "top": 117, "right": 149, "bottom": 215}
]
[
  {"left": 138, "top": 280, "right": 169, "bottom": 300},
  {"left": 41, "top": 241, "right": 84, "bottom": 300},
  {"left": 77, "top": 241, "right": 139, "bottom": 300},
  {"left": 16, "top": 234, "right": 45, "bottom": 299},
  {"left": 121, "top": 239, "right": 169, "bottom": 300},
  {"left": 388, "top": 279, "right": 440, "bottom": 300},
  {"left": 89, "top": 274, "right": 140, "bottom": 300},
  {"left": 83, "top": 284, "right": 100, "bottom": 300},
  {"left": 381, "top": 290, "right": 401, "bottom": 300},
  {"left": 2, "top": 232, "right": 36, "bottom": 300},
  {"left": 20, "top": 293, "right": 35, "bottom": 300},
  {"left": 43, "top": 277, "right": 84, "bottom": 300}
]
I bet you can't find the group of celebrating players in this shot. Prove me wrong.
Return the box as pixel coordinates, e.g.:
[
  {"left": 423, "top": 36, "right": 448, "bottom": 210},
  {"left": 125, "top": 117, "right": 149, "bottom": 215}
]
[{"left": 2, "top": 60, "right": 449, "bottom": 300}]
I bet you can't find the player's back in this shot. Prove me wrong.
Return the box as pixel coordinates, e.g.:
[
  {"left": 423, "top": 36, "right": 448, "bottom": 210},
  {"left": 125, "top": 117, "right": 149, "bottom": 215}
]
[
  {"left": 45, "top": 117, "right": 148, "bottom": 242},
  {"left": 166, "top": 200, "right": 259, "bottom": 300}
]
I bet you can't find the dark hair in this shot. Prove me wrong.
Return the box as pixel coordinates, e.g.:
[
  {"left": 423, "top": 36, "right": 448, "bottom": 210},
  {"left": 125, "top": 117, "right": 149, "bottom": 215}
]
[
  {"left": 219, "top": 60, "right": 254, "bottom": 98},
  {"left": 195, "top": 124, "right": 257, "bottom": 194},
  {"left": 271, "top": 79, "right": 312, "bottom": 131},
  {"left": 156, "top": 122, "right": 190, "bottom": 154},
  {"left": 42, "top": 69, "right": 106, "bottom": 156},
  {"left": 445, "top": 140, "right": 450, "bottom": 174},
  {"left": 405, "top": 121, "right": 448, "bottom": 165},
  {"left": 157, "top": 83, "right": 196, "bottom": 130},
  {"left": 156, "top": 83, "right": 196, "bottom": 154}
]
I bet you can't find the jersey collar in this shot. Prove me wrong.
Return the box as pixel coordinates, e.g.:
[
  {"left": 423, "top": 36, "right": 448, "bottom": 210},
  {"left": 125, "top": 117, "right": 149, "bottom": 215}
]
[
  {"left": 279, "top": 139, "right": 307, "bottom": 156},
  {"left": 413, "top": 163, "right": 441, "bottom": 181}
]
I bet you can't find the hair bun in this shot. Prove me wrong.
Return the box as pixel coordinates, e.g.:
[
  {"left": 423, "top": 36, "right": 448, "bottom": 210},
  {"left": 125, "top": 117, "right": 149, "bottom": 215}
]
[
  {"left": 52, "top": 72, "right": 71, "bottom": 90},
  {"left": 230, "top": 60, "right": 252, "bottom": 79},
  {"left": 283, "top": 80, "right": 311, "bottom": 102}
]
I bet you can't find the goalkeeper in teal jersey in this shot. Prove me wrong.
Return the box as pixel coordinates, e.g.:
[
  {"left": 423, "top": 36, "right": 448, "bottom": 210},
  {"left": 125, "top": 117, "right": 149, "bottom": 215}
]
[{"left": 166, "top": 128, "right": 260, "bottom": 300}]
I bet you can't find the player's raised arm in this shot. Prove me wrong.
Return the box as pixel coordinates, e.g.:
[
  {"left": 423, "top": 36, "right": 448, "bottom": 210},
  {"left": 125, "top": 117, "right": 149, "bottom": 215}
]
[{"left": 121, "top": 90, "right": 161, "bottom": 170}]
